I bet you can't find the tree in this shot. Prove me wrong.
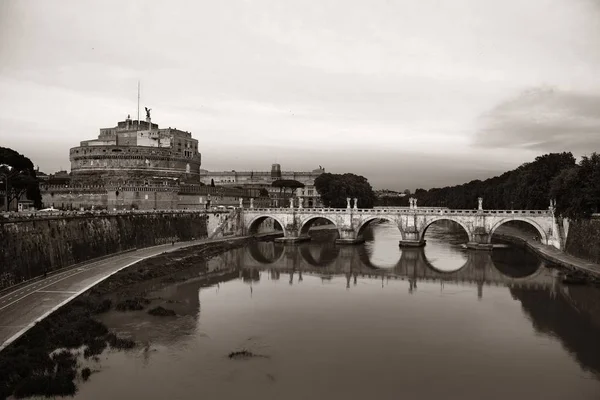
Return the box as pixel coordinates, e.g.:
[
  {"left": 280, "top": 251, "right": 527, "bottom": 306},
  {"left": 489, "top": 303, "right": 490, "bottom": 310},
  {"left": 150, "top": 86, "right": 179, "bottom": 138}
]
[
  {"left": 403, "top": 189, "right": 411, "bottom": 196},
  {"left": 0, "top": 147, "right": 42, "bottom": 210},
  {"left": 406, "top": 152, "right": 579, "bottom": 211},
  {"left": 272, "top": 179, "right": 305, "bottom": 206},
  {"left": 314, "top": 173, "right": 376, "bottom": 208}
]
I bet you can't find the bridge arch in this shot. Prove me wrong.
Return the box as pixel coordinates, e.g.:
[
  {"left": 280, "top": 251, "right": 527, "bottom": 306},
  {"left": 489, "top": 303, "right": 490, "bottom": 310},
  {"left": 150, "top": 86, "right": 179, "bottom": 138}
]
[
  {"left": 247, "top": 215, "right": 287, "bottom": 236},
  {"left": 299, "top": 216, "right": 341, "bottom": 237},
  {"left": 246, "top": 241, "right": 285, "bottom": 265},
  {"left": 356, "top": 217, "right": 401, "bottom": 239},
  {"left": 488, "top": 217, "right": 548, "bottom": 245},
  {"left": 419, "top": 217, "right": 472, "bottom": 242},
  {"left": 299, "top": 244, "right": 340, "bottom": 268}
]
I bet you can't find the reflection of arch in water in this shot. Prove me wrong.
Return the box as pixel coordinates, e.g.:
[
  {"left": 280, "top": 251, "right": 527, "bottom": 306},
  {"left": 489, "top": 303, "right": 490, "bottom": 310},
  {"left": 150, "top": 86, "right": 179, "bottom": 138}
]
[
  {"left": 245, "top": 241, "right": 285, "bottom": 265},
  {"left": 357, "top": 245, "right": 399, "bottom": 270},
  {"left": 299, "top": 243, "right": 340, "bottom": 267},
  {"left": 392, "top": 247, "right": 468, "bottom": 276},
  {"left": 299, "top": 216, "right": 341, "bottom": 237},
  {"left": 356, "top": 217, "right": 401, "bottom": 240},
  {"left": 392, "top": 247, "right": 545, "bottom": 284},
  {"left": 420, "top": 247, "right": 469, "bottom": 274},
  {"left": 488, "top": 217, "right": 548, "bottom": 244},
  {"left": 491, "top": 245, "right": 543, "bottom": 279},
  {"left": 419, "top": 217, "right": 471, "bottom": 243},
  {"left": 247, "top": 215, "right": 286, "bottom": 235}
]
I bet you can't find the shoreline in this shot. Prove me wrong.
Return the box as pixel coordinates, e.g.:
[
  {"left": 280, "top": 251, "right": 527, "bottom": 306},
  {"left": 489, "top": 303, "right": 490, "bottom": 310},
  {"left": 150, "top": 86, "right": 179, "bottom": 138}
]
[
  {"left": 493, "top": 227, "right": 600, "bottom": 280},
  {"left": 0, "top": 236, "right": 259, "bottom": 399}
]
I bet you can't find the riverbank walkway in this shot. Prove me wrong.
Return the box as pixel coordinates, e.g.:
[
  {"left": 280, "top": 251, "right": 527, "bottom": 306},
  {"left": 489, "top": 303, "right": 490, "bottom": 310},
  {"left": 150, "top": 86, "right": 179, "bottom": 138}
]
[
  {"left": 0, "top": 236, "right": 248, "bottom": 352},
  {"left": 495, "top": 226, "right": 600, "bottom": 278}
]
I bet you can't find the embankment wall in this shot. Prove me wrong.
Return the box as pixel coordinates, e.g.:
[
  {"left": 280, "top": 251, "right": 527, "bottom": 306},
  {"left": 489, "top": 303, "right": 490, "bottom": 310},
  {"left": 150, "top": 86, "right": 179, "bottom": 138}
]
[
  {"left": 0, "top": 212, "right": 209, "bottom": 290},
  {"left": 564, "top": 218, "right": 600, "bottom": 264}
]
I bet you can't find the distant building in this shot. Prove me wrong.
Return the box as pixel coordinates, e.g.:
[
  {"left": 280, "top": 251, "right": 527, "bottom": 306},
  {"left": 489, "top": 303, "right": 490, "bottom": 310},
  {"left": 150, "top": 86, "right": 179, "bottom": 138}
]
[
  {"left": 375, "top": 189, "right": 406, "bottom": 198},
  {"left": 200, "top": 164, "right": 325, "bottom": 207}
]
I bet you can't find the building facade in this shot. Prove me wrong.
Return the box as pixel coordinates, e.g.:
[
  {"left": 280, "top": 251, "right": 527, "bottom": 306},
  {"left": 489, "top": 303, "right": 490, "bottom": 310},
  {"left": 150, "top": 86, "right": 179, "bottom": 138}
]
[{"left": 200, "top": 164, "right": 325, "bottom": 207}]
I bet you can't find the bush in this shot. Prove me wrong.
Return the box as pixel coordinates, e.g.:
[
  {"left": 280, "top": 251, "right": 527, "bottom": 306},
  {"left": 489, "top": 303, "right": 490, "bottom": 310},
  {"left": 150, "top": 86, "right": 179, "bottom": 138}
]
[
  {"left": 148, "top": 306, "right": 176, "bottom": 317},
  {"left": 81, "top": 367, "right": 91, "bottom": 381},
  {"left": 115, "top": 297, "right": 150, "bottom": 311}
]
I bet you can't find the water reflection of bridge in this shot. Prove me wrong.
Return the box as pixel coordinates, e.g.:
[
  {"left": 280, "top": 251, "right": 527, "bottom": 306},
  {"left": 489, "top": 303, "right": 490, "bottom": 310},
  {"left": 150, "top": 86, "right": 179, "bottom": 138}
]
[
  {"left": 147, "top": 242, "right": 600, "bottom": 377},
  {"left": 243, "top": 241, "right": 558, "bottom": 295}
]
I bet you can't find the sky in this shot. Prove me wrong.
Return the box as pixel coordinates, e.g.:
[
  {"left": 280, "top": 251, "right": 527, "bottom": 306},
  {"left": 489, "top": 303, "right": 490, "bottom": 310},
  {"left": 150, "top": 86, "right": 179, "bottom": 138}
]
[{"left": 1, "top": 0, "right": 599, "bottom": 190}]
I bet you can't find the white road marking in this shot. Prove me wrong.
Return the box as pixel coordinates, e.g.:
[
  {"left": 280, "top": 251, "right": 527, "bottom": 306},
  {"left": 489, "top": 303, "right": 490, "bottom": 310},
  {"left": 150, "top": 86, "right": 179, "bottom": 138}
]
[
  {"left": 37, "top": 290, "right": 79, "bottom": 294},
  {"left": 0, "top": 270, "right": 93, "bottom": 311}
]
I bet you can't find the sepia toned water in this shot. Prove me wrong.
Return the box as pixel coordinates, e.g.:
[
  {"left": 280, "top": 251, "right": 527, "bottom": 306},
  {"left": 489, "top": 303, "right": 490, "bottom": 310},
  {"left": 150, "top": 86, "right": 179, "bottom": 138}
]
[{"left": 75, "top": 223, "right": 600, "bottom": 400}]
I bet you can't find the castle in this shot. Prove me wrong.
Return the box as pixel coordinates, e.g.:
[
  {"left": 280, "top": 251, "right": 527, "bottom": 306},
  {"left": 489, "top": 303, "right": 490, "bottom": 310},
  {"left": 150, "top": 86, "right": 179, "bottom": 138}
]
[{"left": 41, "top": 112, "right": 264, "bottom": 210}]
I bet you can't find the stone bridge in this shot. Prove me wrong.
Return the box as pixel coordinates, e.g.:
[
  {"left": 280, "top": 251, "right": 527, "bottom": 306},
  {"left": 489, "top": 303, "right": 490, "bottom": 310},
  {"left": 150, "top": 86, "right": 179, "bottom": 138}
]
[
  {"left": 239, "top": 242, "right": 558, "bottom": 296},
  {"left": 241, "top": 197, "right": 563, "bottom": 250}
]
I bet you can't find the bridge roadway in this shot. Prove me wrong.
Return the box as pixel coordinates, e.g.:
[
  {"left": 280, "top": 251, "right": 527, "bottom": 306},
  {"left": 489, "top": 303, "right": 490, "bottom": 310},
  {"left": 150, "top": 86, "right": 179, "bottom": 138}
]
[
  {"left": 242, "top": 202, "right": 562, "bottom": 250},
  {"left": 0, "top": 237, "right": 242, "bottom": 352}
]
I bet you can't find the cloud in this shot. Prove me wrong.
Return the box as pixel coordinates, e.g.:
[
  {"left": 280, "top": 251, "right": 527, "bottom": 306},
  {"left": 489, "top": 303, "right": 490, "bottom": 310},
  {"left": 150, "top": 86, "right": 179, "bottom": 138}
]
[{"left": 474, "top": 86, "right": 600, "bottom": 153}]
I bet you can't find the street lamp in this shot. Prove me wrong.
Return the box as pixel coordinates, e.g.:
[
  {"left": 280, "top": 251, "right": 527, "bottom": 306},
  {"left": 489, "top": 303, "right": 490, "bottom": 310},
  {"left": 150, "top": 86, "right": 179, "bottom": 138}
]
[{"left": 0, "top": 164, "right": 22, "bottom": 212}]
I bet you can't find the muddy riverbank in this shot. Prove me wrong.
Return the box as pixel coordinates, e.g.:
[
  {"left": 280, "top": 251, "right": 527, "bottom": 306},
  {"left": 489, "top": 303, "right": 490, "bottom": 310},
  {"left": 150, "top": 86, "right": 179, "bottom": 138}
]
[{"left": 0, "top": 237, "right": 256, "bottom": 400}]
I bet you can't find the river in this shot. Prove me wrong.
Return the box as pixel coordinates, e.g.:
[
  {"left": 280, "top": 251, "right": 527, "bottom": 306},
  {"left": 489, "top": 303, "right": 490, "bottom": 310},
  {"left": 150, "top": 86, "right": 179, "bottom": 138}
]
[{"left": 73, "top": 223, "right": 600, "bottom": 400}]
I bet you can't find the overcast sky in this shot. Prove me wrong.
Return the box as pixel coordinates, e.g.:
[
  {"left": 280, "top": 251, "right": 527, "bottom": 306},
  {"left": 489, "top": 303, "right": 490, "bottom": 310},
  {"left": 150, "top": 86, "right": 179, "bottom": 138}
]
[{"left": 1, "top": 0, "right": 599, "bottom": 190}]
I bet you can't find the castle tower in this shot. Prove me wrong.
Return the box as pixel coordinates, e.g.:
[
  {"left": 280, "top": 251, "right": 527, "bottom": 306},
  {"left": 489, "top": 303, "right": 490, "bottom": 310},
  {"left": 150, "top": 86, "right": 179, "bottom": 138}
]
[{"left": 271, "top": 163, "right": 282, "bottom": 179}]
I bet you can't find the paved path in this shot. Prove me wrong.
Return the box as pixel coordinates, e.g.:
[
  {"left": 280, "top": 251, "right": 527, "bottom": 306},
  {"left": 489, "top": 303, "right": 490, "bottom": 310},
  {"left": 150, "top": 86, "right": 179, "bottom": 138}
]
[
  {"left": 495, "top": 226, "right": 600, "bottom": 278},
  {"left": 0, "top": 237, "right": 246, "bottom": 352}
]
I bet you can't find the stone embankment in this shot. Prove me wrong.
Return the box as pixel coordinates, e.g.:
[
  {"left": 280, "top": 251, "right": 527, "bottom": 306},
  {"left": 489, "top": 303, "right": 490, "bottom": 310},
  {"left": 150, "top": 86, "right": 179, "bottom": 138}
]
[
  {"left": 494, "top": 226, "right": 600, "bottom": 279},
  {"left": 564, "top": 218, "right": 600, "bottom": 264},
  {"left": 0, "top": 211, "right": 209, "bottom": 290}
]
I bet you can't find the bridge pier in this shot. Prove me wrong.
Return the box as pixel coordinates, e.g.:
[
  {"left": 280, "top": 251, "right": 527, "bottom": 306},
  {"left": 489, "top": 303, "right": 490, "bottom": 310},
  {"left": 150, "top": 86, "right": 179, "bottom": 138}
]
[
  {"left": 465, "top": 242, "right": 494, "bottom": 250},
  {"left": 275, "top": 236, "right": 311, "bottom": 244},
  {"left": 398, "top": 230, "right": 425, "bottom": 247},
  {"left": 335, "top": 228, "right": 365, "bottom": 245},
  {"left": 465, "top": 230, "right": 493, "bottom": 250}
]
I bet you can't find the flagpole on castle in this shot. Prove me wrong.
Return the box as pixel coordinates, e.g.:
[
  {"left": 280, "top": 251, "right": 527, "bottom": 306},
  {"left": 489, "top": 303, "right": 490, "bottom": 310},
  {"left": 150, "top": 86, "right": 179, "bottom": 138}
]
[{"left": 137, "top": 81, "right": 140, "bottom": 132}]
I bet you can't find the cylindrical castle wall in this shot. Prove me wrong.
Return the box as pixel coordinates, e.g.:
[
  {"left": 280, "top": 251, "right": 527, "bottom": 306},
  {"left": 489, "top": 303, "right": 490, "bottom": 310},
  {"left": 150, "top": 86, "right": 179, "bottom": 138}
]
[{"left": 69, "top": 145, "right": 201, "bottom": 184}]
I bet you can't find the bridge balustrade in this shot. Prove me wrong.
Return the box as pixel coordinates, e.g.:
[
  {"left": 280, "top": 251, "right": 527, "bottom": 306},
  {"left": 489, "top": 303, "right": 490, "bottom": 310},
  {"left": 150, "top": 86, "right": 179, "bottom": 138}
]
[{"left": 246, "top": 207, "right": 550, "bottom": 215}]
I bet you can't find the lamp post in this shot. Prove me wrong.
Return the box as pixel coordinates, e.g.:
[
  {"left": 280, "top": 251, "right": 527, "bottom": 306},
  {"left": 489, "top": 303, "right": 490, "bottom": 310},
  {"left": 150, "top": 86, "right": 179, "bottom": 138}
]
[{"left": 0, "top": 164, "right": 20, "bottom": 212}]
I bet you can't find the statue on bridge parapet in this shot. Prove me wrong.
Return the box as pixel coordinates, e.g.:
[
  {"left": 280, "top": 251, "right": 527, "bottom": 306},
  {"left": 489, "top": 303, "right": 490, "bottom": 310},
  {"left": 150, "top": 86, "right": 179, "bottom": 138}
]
[
  {"left": 289, "top": 197, "right": 294, "bottom": 209},
  {"left": 409, "top": 197, "right": 418, "bottom": 209},
  {"left": 478, "top": 197, "right": 483, "bottom": 211},
  {"left": 346, "top": 198, "right": 351, "bottom": 209},
  {"left": 299, "top": 197, "right": 303, "bottom": 209},
  {"left": 353, "top": 198, "right": 358, "bottom": 209},
  {"left": 239, "top": 198, "right": 243, "bottom": 208},
  {"left": 549, "top": 199, "right": 556, "bottom": 214},
  {"left": 250, "top": 198, "right": 254, "bottom": 209}
]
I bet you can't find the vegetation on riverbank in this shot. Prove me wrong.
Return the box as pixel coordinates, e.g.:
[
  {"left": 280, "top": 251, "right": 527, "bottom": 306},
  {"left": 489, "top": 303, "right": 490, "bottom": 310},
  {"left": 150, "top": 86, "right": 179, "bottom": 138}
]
[
  {"left": 0, "top": 238, "right": 253, "bottom": 399},
  {"left": 148, "top": 306, "right": 176, "bottom": 316},
  {"left": 375, "top": 152, "right": 599, "bottom": 219}
]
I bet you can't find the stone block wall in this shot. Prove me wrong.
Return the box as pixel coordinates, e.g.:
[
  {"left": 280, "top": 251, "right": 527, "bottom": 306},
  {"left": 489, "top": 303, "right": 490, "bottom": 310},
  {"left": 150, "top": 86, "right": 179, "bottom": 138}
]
[
  {"left": 564, "top": 218, "right": 600, "bottom": 264},
  {"left": 0, "top": 212, "right": 208, "bottom": 290}
]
